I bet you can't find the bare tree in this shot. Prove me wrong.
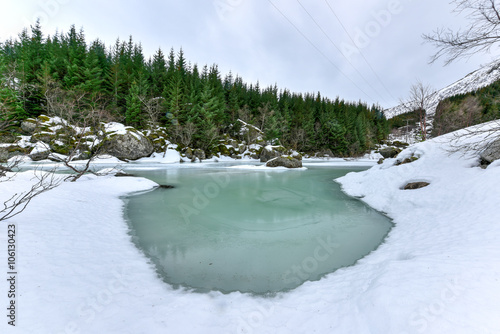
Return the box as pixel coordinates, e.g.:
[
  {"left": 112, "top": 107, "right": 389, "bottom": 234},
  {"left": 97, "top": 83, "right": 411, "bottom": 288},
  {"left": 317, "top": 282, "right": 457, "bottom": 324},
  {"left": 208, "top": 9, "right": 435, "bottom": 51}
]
[
  {"left": 423, "top": 0, "right": 500, "bottom": 65},
  {"left": 172, "top": 122, "right": 197, "bottom": 147},
  {"left": 138, "top": 96, "right": 164, "bottom": 128},
  {"left": 1, "top": 166, "right": 62, "bottom": 221},
  {"left": 41, "top": 78, "right": 112, "bottom": 182},
  {"left": 424, "top": 0, "right": 500, "bottom": 160},
  {"left": 400, "top": 81, "right": 435, "bottom": 141}
]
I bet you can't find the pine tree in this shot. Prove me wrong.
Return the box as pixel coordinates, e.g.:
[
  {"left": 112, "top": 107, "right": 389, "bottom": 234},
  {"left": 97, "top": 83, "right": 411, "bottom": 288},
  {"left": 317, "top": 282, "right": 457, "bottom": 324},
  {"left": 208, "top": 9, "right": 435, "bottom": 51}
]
[{"left": 0, "top": 54, "right": 26, "bottom": 127}]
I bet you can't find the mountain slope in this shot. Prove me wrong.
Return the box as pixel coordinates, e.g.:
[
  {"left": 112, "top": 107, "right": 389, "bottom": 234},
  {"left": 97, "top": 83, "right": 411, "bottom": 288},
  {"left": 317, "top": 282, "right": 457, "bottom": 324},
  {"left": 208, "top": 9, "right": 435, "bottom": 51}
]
[{"left": 385, "top": 60, "right": 500, "bottom": 119}]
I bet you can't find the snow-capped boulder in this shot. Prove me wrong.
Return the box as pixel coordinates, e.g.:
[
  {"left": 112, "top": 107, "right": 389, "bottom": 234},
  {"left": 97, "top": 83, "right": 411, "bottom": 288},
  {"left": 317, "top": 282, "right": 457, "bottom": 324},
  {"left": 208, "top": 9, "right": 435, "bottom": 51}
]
[
  {"left": 102, "top": 126, "right": 153, "bottom": 160},
  {"left": 259, "top": 145, "right": 287, "bottom": 162},
  {"left": 266, "top": 156, "right": 302, "bottom": 168},
  {"left": 29, "top": 141, "right": 51, "bottom": 161},
  {"left": 480, "top": 139, "right": 500, "bottom": 164},
  {"left": 379, "top": 147, "right": 401, "bottom": 159}
]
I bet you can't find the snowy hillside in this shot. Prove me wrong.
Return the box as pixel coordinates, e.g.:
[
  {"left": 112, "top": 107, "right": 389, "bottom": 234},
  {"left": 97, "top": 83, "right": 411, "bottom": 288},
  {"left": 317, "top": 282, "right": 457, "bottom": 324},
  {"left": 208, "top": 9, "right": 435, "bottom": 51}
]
[{"left": 385, "top": 60, "right": 500, "bottom": 119}]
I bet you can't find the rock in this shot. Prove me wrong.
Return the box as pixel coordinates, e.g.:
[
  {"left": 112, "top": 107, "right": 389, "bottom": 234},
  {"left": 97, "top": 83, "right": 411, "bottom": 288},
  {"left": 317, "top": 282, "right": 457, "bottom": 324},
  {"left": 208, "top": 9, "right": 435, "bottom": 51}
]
[
  {"left": 266, "top": 156, "right": 302, "bottom": 168},
  {"left": 392, "top": 141, "right": 409, "bottom": 148},
  {"left": 260, "top": 146, "right": 286, "bottom": 162},
  {"left": 29, "top": 150, "right": 50, "bottom": 161},
  {"left": 30, "top": 132, "right": 55, "bottom": 144},
  {"left": 28, "top": 142, "right": 51, "bottom": 161},
  {"left": 379, "top": 147, "right": 401, "bottom": 159},
  {"left": 0, "top": 165, "right": 12, "bottom": 177},
  {"left": 377, "top": 158, "right": 384, "bottom": 164},
  {"left": 317, "top": 149, "right": 334, "bottom": 158},
  {"left": 0, "top": 146, "right": 29, "bottom": 163},
  {"left": 158, "top": 184, "right": 175, "bottom": 189},
  {"left": 480, "top": 139, "right": 500, "bottom": 164},
  {"left": 395, "top": 156, "right": 419, "bottom": 166},
  {"left": 102, "top": 131, "right": 153, "bottom": 160},
  {"left": 193, "top": 149, "right": 205, "bottom": 161},
  {"left": 0, "top": 147, "right": 9, "bottom": 163},
  {"left": 403, "top": 182, "right": 430, "bottom": 190},
  {"left": 0, "top": 132, "right": 17, "bottom": 143},
  {"left": 115, "top": 172, "right": 135, "bottom": 177},
  {"left": 21, "top": 119, "right": 38, "bottom": 134},
  {"left": 183, "top": 147, "right": 194, "bottom": 159}
]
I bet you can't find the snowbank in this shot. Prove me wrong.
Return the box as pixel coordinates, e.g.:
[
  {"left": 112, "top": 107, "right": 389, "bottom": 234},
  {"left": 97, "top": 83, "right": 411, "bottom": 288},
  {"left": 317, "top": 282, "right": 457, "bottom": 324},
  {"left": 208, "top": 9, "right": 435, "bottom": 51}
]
[{"left": 1, "top": 124, "right": 499, "bottom": 333}]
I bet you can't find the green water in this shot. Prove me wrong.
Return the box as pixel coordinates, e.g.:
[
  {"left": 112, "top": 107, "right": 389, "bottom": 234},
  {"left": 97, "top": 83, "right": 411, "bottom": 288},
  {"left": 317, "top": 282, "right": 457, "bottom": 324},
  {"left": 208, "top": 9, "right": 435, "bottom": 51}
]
[{"left": 124, "top": 165, "right": 392, "bottom": 294}]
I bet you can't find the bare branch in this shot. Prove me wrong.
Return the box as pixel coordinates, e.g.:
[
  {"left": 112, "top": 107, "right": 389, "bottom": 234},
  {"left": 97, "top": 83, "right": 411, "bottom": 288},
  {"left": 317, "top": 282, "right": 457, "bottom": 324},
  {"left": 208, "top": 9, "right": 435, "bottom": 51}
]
[{"left": 424, "top": 0, "right": 500, "bottom": 64}]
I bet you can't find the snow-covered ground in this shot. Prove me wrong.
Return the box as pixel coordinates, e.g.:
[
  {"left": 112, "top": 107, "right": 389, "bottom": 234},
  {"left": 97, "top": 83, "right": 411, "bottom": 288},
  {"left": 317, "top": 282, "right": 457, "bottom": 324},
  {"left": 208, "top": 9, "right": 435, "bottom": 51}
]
[{"left": 1, "top": 124, "right": 499, "bottom": 333}]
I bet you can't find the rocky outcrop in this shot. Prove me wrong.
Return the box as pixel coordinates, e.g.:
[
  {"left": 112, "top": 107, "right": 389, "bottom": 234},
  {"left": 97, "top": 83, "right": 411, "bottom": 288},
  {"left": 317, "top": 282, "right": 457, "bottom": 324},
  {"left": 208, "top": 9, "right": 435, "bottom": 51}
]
[
  {"left": 480, "top": 140, "right": 500, "bottom": 164},
  {"left": 403, "top": 182, "right": 430, "bottom": 190},
  {"left": 102, "top": 131, "right": 153, "bottom": 160},
  {"left": 379, "top": 147, "right": 401, "bottom": 159},
  {"left": 266, "top": 156, "right": 302, "bottom": 168}
]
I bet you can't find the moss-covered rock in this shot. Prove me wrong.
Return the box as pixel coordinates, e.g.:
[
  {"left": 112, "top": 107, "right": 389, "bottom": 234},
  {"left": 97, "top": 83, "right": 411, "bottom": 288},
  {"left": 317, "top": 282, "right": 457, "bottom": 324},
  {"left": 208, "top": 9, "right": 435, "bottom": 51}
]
[
  {"left": 266, "top": 156, "right": 302, "bottom": 168},
  {"left": 392, "top": 141, "right": 409, "bottom": 148},
  {"left": 20, "top": 119, "right": 38, "bottom": 134},
  {"left": 37, "top": 115, "right": 51, "bottom": 122},
  {"left": 0, "top": 132, "right": 19, "bottom": 144},
  {"left": 259, "top": 145, "right": 287, "bottom": 162},
  {"left": 31, "top": 132, "right": 55, "bottom": 144},
  {"left": 379, "top": 147, "right": 401, "bottom": 159}
]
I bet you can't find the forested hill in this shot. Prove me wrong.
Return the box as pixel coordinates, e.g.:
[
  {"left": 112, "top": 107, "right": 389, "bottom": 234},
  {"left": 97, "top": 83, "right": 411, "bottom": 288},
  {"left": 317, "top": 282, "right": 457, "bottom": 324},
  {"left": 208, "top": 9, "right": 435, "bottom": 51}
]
[{"left": 0, "top": 22, "right": 389, "bottom": 156}]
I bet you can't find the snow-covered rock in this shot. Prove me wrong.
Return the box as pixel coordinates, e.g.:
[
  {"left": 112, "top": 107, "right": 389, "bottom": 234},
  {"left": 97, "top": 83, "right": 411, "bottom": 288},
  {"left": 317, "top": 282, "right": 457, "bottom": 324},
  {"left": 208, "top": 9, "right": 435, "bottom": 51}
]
[
  {"left": 480, "top": 138, "right": 500, "bottom": 163},
  {"left": 101, "top": 130, "right": 154, "bottom": 161},
  {"left": 28, "top": 141, "right": 51, "bottom": 161}
]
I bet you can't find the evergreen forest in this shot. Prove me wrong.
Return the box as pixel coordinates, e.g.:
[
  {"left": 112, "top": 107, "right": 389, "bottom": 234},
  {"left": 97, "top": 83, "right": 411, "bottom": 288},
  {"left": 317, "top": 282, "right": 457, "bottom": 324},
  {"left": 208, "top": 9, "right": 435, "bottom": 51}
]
[{"left": 0, "top": 22, "right": 390, "bottom": 156}]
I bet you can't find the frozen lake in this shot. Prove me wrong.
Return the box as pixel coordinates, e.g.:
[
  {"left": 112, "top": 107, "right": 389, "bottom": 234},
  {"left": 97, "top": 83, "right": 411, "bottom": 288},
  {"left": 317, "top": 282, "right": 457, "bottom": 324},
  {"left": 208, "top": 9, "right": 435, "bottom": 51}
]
[{"left": 124, "top": 164, "right": 393, "bottom": 294}]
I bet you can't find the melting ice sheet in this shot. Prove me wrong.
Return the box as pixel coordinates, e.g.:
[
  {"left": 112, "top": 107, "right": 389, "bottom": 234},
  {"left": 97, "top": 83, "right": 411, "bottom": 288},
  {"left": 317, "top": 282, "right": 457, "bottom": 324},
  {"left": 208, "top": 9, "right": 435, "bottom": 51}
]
[{"left": 124, "top": 165, "right": 392, "bottom": 294}]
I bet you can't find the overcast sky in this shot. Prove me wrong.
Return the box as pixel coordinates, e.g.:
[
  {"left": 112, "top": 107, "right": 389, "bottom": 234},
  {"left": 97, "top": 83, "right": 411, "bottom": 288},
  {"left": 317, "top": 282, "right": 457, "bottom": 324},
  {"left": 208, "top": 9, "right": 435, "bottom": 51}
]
[{"left": 1, "top": 0, "right": 498, "bottom": 109}]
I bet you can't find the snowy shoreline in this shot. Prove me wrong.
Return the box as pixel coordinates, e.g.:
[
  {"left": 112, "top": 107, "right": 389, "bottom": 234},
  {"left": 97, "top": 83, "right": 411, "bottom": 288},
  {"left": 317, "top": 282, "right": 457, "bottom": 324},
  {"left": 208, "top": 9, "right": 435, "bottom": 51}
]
[{"left": 1, "top": 129, "right": 500, "bottom": 333}]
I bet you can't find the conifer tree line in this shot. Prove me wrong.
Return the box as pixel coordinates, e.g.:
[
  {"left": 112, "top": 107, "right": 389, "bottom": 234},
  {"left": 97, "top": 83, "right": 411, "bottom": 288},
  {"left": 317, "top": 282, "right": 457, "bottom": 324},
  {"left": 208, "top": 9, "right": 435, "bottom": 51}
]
[{"left": 0, "top": 22, "right": 389, "bottom": 156}]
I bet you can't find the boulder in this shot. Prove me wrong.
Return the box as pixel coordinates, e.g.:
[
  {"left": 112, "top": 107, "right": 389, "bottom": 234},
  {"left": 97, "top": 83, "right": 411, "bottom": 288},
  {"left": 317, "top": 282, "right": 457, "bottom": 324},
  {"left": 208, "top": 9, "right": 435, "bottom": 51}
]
[
  {"left": 21, "top": 119, "right": 38, "bottom": 134},
  {"left": 29, "top": 150, "right": 50, "bottom": 161},
  {"left": 30, "top": 132, "right": 55, "bottom": 144},
  {"left": 480, "top": 139, "right": 500, "bottom": 164},
  {"left": 183, "top": 147, "right": 194, "bottom": 160},
  {"left": 403, "top": 182, "right": 430, "bottom": 190},
  {"left": 266, "top": 156, "right": 302, "bottom": 168},
  {"left": 379, "top": 147, "right": 401, "bottom": 159},
  {"left": 260, "top": 146, "right": 286, "bottom": 162},
  {"left": 0, "top": 147, "right": 9, "bottom": 163},
  {"left": 0, "top": 146, "right": 29, "bottom": 163},
  {"left": 193, "top": 149, "right": 206, "bottom": 161},
  {"left": 102, "top": 131, "right": 154, "bottom": 160}
]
